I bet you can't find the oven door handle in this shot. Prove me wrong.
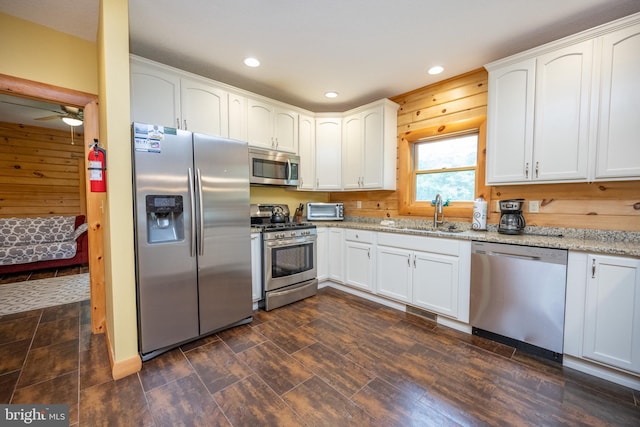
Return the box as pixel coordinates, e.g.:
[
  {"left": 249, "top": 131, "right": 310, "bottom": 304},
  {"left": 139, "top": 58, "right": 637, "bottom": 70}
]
[{"left": 265, "top": 237, "right": 316, "bottom": 248}]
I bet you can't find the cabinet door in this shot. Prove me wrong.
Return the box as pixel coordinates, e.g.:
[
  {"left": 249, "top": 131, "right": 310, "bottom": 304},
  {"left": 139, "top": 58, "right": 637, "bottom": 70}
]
[
  {"left": 180, "top": 78, "right": 228, "bottom": 137},
  {"left": 342, "top": 113, "right": 362, "bottom": 189},
  {"left": 298, "top": 114, "right": 315, "bottom": 190},
  {"left": 315, "top": 118, "right": 342, "bottom": 190},
  {"left": 328, "top": 228, "right": 343, "bottom": 282},
  {"left": 250, "top": 233, "right": 262, "bottom": 302},
  {"left": 377, "top": 246, "right": 412, "bottom": 302},
  {"left": 344, "top": 241, "right": 373, "bottom": 291},
  {"left": 130, "top": 60, "right": 181, "bottom": 128},
  {"left": 533, "top": 41, "right": 593, "bottom": 181},
  {"left": 273, "top": 108, "right": 298, "bottom": 153},
  {"left": 247, "top": 99, "right": 274, "bottom": 149},
  {"left": 596, "top": 23, "right": 640, "bottom": 179},
  {"left": 486, "top": 59, "right": 536, "bottom": 184},
  {"left": 361, "top": 106, "right": 385, "bottom": 188},
  {"left": 583, "top": 255, "right": 640, "bottom": 374},
  {"left": 228, "top": 93, "right": 247, "bottom": 141},
  {"left": 316, "top": 228, "right": 328, "bottom": 281},
  {"left": 412, "top": 251, "right": 459, "bottom": 318}
]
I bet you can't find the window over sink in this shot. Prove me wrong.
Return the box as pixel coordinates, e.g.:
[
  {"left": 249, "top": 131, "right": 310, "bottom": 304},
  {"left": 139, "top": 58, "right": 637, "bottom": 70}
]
[{"left": 414, "top": 132, "right": 478, "bottom": 202}]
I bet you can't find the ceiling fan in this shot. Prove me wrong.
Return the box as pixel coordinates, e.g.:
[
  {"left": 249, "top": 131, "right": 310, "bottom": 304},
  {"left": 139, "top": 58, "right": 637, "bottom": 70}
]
[
  {"left": 0, "top": 95, "right": 84, "bottom": 127},
  {"left": 36, "top": 105, "right": 84, "bottom": 126}
]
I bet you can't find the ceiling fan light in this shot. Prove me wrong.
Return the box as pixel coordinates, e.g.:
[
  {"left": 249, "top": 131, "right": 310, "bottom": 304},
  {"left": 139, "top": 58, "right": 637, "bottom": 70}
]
[{"left": 62, "top": 116, "right": 83, "bottom": 127}]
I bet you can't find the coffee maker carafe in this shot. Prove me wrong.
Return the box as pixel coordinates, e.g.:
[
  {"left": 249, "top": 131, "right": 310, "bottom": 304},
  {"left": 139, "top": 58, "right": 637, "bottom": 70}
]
[{"left": 498, "top": 199, "right": 526, "bottom": 235}]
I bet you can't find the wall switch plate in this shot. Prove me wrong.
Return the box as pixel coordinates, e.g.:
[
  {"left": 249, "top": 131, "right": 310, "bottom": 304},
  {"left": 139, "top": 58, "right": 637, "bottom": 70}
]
[
  {"left": 356, "top": 201, "right": 362, "bottom": 209},
  {"left": 496, "top": 201, "right": 500, "bottom": 212},
  {"left": 529, "top": 200, "right": 540, "bottom": 213}
]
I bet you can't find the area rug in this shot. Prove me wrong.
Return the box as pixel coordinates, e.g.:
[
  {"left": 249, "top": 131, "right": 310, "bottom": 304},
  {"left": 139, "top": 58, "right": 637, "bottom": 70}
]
[{"left": 0, "top": 273, "right": 89, "bottom": 315}]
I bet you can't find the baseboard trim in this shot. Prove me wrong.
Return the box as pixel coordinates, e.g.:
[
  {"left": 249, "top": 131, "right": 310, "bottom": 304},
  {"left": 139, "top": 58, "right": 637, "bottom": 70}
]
[
  {"left": 104, "top": 320, "right": 142, "bottom": 380},
  {"left": 563, "top": 355, "right": 640, "bottom": 391}
]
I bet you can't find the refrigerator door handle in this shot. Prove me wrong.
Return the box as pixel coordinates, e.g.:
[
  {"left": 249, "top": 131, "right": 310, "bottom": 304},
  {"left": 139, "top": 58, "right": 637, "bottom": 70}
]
[
  {"left": 196, "top": 168, "right": 205, "bottom": 256},
  {"left": 188, "top": 168, "right": 196, "bottom": 257}
]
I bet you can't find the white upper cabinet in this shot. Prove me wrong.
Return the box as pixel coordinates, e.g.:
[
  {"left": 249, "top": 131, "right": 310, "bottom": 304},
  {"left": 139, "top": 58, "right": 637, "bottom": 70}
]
[
  {"left": 486, "top": 14, "right": 640, "bottom": 184},
  {"left": 533, "top": 41, "right": 593, "bottom": 182},
  {"left": 315, "top": 117, "right": 342, "bottom": 190},
  {"left": 130, "top": 57, "right": 228, "bottom": 137},
  {"left": 180, "top": 77, "right": 228, "bottom": 136},
  {"left": 596, "top": 22, "right": 640, "bottom": 179},
  {"left": 228, "top": 92, "right": 247, "bottom": 142},
  {"left": 247, "top": 98, "right": 298, "bottom": 153},
  {"left": 342, "top": 100, "right": 398, "bottom": 190},
  {"left": 130, "top": 58, "right": 181, "bottom": 128},
  {"left": 486, "top": 59, "right": 536, "bottom": 183},
  {"left": 298, "top": 113, "right": 316, "bottom": 190}
]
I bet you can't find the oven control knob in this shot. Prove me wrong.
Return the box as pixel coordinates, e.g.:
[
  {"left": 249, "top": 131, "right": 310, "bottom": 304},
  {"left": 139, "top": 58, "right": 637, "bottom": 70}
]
[{"left": 290, "top": 231, "right": 296, "bottom": 237}]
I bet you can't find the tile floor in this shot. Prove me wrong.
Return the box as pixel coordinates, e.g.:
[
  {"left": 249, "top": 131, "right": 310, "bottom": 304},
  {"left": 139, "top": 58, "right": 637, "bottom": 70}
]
[{"left": 1, "top": 279, "right": 639, "bottom": 426}]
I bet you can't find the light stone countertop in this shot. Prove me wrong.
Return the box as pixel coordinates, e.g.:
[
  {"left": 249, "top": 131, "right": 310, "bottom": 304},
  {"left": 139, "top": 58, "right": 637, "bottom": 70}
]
[{"left": 313, "top": 219, "right": 640, "bottom": 258}]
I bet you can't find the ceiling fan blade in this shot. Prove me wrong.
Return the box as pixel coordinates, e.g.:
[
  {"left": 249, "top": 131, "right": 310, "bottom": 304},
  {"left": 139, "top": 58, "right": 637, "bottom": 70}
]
[
  {"left": 35, "top": 115, "right": 62, "bottom": 121},
  {"left": 0, "top": 99, "right": 66, "bottom": 115}
]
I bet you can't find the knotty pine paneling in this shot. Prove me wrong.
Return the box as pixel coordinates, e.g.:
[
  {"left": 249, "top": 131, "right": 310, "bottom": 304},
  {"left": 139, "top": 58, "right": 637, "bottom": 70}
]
[
  {"left": 0, "top": 121, "right": 85, "bottom": 218},
  {"left": 330, "top": 68, "right": 640, "bottom": 231}
]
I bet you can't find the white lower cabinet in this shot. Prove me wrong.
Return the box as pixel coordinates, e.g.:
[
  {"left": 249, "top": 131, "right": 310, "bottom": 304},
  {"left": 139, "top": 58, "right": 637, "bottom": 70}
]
[
  {"left": 412, "top": 251, "right": 459, "bottom": 318},
  {"left": 328, "top": 228, "right": 344, "bottom": 282},
  {"left": 377, "top": 246, "right": 412, "bottom": 302},
  {"left": 343, "top": 230, "right": 375, "bottom": 292},
  {"left": 250, "top": 233, "right": 262, "bottom": 303},
  {"left": 316, "top": 227, "right": 328, "bottom": 281},
  {"left": 565, "top": 252, "right": 640, "bottom": 376},
  {"left": 375, "top": 232, "right": 470, "bottom": 322}
]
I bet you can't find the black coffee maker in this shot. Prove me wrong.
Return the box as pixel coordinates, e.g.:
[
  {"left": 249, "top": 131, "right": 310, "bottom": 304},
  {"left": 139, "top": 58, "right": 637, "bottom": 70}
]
[{"left": 498, "top": 199, "right": 526, "bottom": 235}]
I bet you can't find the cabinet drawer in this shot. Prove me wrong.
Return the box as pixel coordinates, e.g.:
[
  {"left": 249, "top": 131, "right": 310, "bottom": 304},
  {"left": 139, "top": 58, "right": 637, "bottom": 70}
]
[
  {"left": 377, "top": 232, "right": 459, "bottom": 256},
  {"left": 344, "top": 229, "right": 375, "bottom": 244}
]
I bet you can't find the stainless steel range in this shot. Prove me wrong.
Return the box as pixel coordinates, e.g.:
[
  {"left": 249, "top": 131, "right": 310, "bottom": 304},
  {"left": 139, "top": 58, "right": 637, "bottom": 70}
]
[{"left": 251, "top": 204, "right": 318, "bottom": 311}]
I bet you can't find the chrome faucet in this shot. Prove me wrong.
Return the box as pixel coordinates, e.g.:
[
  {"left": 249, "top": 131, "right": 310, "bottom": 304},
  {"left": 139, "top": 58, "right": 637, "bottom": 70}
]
[{"left": 434, "top": 193, "right": 444, "bottom": 227}]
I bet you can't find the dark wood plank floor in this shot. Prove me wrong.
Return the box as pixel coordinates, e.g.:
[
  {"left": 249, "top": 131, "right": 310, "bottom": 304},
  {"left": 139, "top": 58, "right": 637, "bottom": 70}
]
[{"left": 1, "top": 285, "right": 639, "bottom": 426}]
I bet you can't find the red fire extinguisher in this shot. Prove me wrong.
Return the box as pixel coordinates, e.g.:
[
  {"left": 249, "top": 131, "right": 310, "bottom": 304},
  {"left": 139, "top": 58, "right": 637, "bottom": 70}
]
[{"left": 88, "top": 139, "right": 107, "bottom": 193}]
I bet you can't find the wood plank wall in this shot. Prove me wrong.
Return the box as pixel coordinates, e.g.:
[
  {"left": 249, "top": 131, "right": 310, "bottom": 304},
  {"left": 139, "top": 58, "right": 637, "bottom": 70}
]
[
  {"left": 330, "top": 68, "right": 640, "bottom": 231},
  {"left": 0, "top": 121, "right": 86, "bottom": 218}
]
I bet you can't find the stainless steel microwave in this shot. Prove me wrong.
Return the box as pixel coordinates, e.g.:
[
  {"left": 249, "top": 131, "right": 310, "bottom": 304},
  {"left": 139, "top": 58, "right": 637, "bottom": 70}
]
[
  {"left": 306, "top": 202, "right": 344, "bottom": 221},
  {"left": 249, "top": 148, "right": 299, "bottom": 187}
]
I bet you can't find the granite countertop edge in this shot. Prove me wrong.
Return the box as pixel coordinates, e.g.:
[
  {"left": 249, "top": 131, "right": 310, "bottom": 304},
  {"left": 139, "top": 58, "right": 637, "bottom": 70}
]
[{"left": 312, "top": 220, "right": 640, "bottom": 258}]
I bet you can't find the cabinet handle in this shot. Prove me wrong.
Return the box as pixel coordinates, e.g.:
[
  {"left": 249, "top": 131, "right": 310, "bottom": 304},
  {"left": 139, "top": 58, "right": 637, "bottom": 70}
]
[
  {"left": 535, "top": 161, "right": 539, "bottom": 178},
  {"left": 355, "top": 234, "right": 359, "bottom": 239},
  {"left": 177, "top": 118, "right": 181, "bottom": 129},
  {"left": 316, "top": 178, "right": 319, "bottom": 187},
  {"left": 592, "top": 258, "right": 596, "bottom": 278},
  {"left": 525, "top": 162, "right": 529, "bottom": 178},
  {"left": 367, "top": 248, "right": 370, "bottom": 259},
  {"left": 407, "top": 256, "right": 411, "bottom": 267},
  {"left": 184, "top": 119, "right": 188, "bottom": 130},
  {"left": 413, "top": 256, "right": 417, "bottom": 268}
]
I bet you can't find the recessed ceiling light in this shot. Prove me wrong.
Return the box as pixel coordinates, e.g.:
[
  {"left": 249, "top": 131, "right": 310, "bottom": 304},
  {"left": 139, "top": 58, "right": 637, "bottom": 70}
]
[
  {"left": 324, "top": 91, "right": 339, "bottom": 99},
  {"left": 428, "top": 66, "right": 444, "bottom": 75},
  {"left": 244, "top": 57, "right": 260, "bottom": 67}
]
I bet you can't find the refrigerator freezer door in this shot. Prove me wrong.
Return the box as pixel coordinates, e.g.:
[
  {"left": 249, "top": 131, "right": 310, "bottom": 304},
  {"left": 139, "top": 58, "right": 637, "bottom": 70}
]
[
  {"left": 132, "top": 124, "right": 199, "bottom": 355},
  {"left": 193, "top": 133, "right": 252, "bottom": 334}
]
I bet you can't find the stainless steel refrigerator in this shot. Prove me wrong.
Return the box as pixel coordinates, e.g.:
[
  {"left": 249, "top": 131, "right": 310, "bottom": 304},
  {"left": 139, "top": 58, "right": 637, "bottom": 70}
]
[{"left": 132, "top": 122, "right": 252, "bottom": 360}]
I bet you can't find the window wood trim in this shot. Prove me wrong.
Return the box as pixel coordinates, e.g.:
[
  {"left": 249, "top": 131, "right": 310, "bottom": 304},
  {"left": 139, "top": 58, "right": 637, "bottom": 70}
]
[{"left": 398, "top": 116, "right": 489, "bottom": 219}]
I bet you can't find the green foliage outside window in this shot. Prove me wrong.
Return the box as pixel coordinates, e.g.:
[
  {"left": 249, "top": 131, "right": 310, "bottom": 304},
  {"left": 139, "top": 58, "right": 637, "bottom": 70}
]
[{"left": 414, "top": 133, "right": 478, "bottom": 202}]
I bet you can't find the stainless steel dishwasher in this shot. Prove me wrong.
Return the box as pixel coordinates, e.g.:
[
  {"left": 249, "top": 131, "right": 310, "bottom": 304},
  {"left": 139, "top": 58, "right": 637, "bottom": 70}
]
[{"left": 470, "top": 241, "right": 568, "bottom": 361}]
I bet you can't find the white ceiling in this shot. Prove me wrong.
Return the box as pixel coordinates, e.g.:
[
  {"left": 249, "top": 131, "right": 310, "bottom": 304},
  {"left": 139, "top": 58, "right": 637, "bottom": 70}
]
[{"left": 1, "top": 0, "right": 640, "bottom": 115}]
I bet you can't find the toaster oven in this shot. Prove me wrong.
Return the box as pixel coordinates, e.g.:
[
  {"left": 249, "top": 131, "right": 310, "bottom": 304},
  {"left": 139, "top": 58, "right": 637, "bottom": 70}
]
[{"left": 306, "top": 202, "right": 344, "bottom": 221}]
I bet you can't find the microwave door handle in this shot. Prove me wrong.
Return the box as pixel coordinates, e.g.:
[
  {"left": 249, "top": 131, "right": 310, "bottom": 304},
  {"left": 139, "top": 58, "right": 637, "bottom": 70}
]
[{"left": 287, "top": 159, "right": 292, "bottom": 181}]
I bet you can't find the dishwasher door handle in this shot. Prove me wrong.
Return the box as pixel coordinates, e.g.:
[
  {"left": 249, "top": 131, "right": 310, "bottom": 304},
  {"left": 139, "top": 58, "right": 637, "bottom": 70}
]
[{"left": 488, "top": 251, "right": 541, "bottom": 261}]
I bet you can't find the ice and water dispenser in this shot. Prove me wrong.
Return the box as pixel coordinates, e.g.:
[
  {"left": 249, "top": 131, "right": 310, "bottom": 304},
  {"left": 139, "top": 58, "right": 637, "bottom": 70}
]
[{"left": 145, "top": 195, "right": 184, "bottom": 243}]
